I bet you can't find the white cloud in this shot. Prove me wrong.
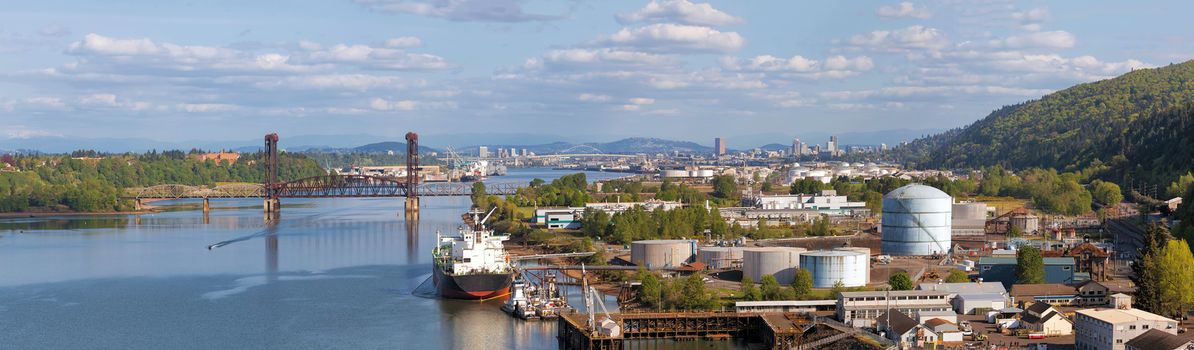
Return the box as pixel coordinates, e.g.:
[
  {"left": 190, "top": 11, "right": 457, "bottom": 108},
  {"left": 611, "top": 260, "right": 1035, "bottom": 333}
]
[
  {"left": 353, "top": 0, "right": 564, "bottom": 22},
  {"left": 604, "top": 23, "right": 744, "bottom": 53},
  {"left": 78, "top": 93, "right": 118, "bottom": 107},
  {"left": 38, "top": 24, "right": 71, "bottom": 37},
  {"left": 617, "top": 0, "right": 743, "bottom": 26},
  {"left": 4, "top": 126, "right": 59, "bottom": 139},
  {"left": 1012, "top": 7, "right": 1049, "bottom": 31},
  {"left": 304, "top": 43, "right": 450, "bottom": 70},
  {"left": 991, "top": 31, "right": 1075, "bottom": 49},
  {"left": 578, "top": 93, "right": 611, "bottom": 102},
  {"left": 542, "top": 48, "right": 675, "bottom": 66},
  {"left": 369, "top": 97, "right": 456, "bottom": 111},
  {"left": 877, "top": 2, "right": 931, "bottom": 19},
  {"left": 383, "top": 36, "right": 422, "bottom": 48},
  {"left": 621, "top": 104, "right": 641, "bottom": 111},
  {"left": 177, "top": 103, "right": 239, "bottom": 113},
  {"left": 721, "top": 54, "right": 873, "bottom": 79},
  {"left": 629, "top": 97, "right": 655, "bottom": 105},
  {"left": 847, "top": 25, "right": 949, "bottom": 51}
]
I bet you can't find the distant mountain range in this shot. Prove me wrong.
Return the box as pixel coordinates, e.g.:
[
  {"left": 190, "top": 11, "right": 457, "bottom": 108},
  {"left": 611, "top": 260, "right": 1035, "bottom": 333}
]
[{"left": 1, "top": 128, "right": 939, "bottom": 156}]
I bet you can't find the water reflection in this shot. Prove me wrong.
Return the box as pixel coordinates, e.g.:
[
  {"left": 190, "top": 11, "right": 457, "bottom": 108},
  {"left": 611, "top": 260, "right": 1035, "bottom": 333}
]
[{"left": 0, "top": 169, "right": 672, "bottom": 349}]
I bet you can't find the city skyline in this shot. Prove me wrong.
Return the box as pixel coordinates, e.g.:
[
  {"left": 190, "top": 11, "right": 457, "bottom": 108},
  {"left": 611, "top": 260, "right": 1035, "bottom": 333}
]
[{"left": 2, "top": 1, "right": 1190, "bottom": 144}]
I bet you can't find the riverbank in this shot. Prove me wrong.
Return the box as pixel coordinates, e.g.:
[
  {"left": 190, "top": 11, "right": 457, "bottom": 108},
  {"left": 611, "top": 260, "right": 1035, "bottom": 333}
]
[{"left": 0, "top": 199, "right": 165, "bottom": 218}]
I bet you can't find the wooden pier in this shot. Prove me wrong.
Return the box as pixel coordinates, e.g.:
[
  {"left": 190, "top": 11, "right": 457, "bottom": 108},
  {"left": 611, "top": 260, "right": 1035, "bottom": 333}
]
[{"left": 557, "top": 311, "right": 823, "bottom": 350}]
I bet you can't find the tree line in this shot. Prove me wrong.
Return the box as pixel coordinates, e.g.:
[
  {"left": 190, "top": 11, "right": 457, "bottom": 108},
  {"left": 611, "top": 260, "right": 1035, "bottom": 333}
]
[{"left": 0, "top": 151, "right": 326, "bottom": 212}]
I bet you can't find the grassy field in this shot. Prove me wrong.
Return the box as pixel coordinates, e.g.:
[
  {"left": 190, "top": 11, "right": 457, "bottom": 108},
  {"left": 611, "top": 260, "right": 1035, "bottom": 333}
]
[{"left": 969, "top": 196, "right": 1030, "bottom": 215}]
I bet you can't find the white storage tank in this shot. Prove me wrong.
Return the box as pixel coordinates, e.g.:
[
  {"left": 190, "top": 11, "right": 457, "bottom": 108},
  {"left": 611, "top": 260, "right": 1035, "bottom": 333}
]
[
  {"left": 692, "top": 169, "right": 715, "bottom": 178},
  {"left": 742, "top": 247, "right": 805, "bottom": 284},
  {"left": 698, "top": 246, "right": 743, "bottom": 269},
  {"left": 631, "top": 240, "right": 695, "bottom": 269},
  {"left": 800, "top": 250, "right": 869, "bottom": 288},
  {"left": 881, "top": 184, "right": 953, "bottom": 256},
  {"left": 834, "top": 246, "right": 871, "bottom": 256},
  {"left": 952, "top": 203, "right": 988, "bottom": 221},
  {"left": 660, "top": 169, "right": 688, "bottom": 178}
]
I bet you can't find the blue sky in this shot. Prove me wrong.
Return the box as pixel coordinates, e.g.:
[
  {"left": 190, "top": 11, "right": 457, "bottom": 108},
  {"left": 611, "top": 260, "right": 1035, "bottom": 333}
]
[{"left": 1, "top": 0, "right": 1191, "bottom": 148}]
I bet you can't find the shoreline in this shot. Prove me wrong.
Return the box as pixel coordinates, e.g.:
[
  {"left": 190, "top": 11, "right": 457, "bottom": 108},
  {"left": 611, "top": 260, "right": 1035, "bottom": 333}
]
[{"left": 0, "top": 199, "right": 165, "bottom": 218}]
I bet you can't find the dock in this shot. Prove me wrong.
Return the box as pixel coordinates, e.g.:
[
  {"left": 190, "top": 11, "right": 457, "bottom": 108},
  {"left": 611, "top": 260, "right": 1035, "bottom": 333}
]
[{"left": 557, "top": 311, "right": 823, "bottom": 350}]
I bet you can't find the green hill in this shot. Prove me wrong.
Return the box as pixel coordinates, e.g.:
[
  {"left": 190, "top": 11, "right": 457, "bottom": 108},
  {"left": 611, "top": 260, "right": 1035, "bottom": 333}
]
[{"left": 897, "top": 60, "right": 1194, "bottom": 190}]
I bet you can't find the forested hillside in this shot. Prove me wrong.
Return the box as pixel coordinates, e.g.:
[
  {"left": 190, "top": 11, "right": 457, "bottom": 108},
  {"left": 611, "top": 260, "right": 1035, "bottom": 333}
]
[
  {"left": 0, "top": 150, "right": 326, "bottom": 212},
  {"left": 896, "top": 60, "right": 1194, "bottom": 190}
]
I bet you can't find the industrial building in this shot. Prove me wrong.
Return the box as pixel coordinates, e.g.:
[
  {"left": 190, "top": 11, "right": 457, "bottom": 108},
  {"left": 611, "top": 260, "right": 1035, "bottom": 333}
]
[
  {"left": 1010, "top": 284, "right": 1079, "bottom": 307},
  {"left": 1074, "top": 308, "right": 1179, "bottom": 350},
  {"left": 1125, "top": 329, "right": 1194, "bottom": 350},
  {"left": 881, "top": 184, "right": 953, "bottom": 256},
  {"left": 584, "top": 200, "right": 683, "bottom": 214},
  {"left": 746, "top": 190, "right": 867, "bottom": 213},
  {"left": 978, "top": 256, "right": 1077, "bottom": 289},
  {"left": 951, "top": 202, "right": 989, "bottom": 236},
  {"left": 799, "top": 250, "right": 868, "bottom": 288},
  {"left": 734, "top": 300, "right": 837, "bottom": 313},
  {"left": 741, "top": 247, "right": 805, "bottom": 284},
  {"left": 697, "top": 246, "right": 743, "bottom": 269},
  {"left": 658, "top": 168, "right": 716, "bottom": 179},
  {"left": 533, "top": 207, "right": 581, "bottom": 229},
  {"left": 630, "top": 240, "right": 696, "bottom": 269},
  {"left": 916, "top": 282, "right": 1009, "bottom": 315},
  {"left": 836, "top": 290, "right": 952, "bottom": 328}
]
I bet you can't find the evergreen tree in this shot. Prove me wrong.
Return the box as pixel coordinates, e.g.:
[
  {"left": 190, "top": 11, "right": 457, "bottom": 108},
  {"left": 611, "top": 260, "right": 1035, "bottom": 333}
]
[
  {"left": 1016, "top": 246, "right": 1046, "bottom": 284},
  {"left": 1132, "top": 224, "right": 1172, "bottom": 314},
  {"left": 889, "top": 271, "right": 914, "bottom": 290},
  {"left": 792, "top": 268, "right": 813, "bottom": 299}
]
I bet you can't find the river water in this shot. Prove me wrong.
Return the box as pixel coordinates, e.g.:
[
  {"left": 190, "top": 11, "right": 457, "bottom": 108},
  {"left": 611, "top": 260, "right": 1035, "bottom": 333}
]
[{"left": 0, "top": 169, "right": 749, "bottom": 349}]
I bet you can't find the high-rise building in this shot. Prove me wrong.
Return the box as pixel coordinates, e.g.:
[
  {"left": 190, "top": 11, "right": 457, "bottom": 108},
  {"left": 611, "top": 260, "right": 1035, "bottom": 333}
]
[
  {"left": 827, "top": 135, "right": 838, "bottom": 155},
  {"left": 521, "top": 148, "right": 528, "bottom": 156},
  {"left": 880, "top": 143, "right": 888, "bottom": 152},
  {"left": 478, "top": 146, "right": 489, "bottom": 158},
  {"left": 510, "top": 148, "right": 517, "bottom": 157},
  {"left": 714, "top": 137, "right": 726, "bottom": 156},
  {"left": 792, "top": 138, "right": 805, "bottom": 157}
]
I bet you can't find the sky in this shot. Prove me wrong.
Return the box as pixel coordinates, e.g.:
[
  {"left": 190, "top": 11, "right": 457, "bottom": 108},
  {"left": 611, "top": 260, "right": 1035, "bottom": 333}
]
[{"left": 1, "top": 0, "right": 1192, "bottom": 148}]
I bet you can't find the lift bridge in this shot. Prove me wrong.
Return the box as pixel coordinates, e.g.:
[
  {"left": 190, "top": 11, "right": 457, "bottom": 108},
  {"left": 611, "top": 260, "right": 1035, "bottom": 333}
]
[{"left": 121, "top": 133, "right": 524, "bottom": 219}]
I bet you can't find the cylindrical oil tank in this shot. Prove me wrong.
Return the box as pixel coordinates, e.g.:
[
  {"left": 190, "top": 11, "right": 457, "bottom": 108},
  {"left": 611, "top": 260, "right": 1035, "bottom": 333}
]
[
  {"left": 693, "top": 169, "right": 715, "bottom": 178},
  {"left": 742, "top": 247, "right": 805, "bottom": 285},
  {"left": 631, "top": 240, "right": 695, "bottom": 269},
  {"left": 698, "top": 246, "right": 743, "bottom": 269},
  {"left": 660, "top": 169, "right": 687, "bottom": 178},
  {"left": 881, "top": 184, "right": 952, "bottom": 256},
  {"left": 952, "top": 203, "right": 988, "bottom": 221},
  {"left": 800, "top": 250, "right": 869, "bottom": 288},
  {"left": 834, "top": 246, "right": 871, "bottom": 256}
]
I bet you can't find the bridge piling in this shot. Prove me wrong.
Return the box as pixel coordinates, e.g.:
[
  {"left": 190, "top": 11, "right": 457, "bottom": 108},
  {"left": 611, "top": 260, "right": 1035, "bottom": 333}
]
[
  {"left": 403, "top": 197, "right": 420, "bottom": 220},
  {"left": 202, "top": 198, "right": 210, "bottom": 213}
]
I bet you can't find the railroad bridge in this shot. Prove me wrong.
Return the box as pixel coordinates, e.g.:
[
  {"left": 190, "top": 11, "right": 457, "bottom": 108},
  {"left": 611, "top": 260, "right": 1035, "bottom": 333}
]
[{"left": 122, "top": 133, "right": 523, "bottom": 218}]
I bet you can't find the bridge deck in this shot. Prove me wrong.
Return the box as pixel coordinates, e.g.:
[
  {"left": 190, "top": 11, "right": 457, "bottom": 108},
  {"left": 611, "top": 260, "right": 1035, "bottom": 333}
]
[{"left": 123, "top": 180, "right": 524, "bottom": 199}]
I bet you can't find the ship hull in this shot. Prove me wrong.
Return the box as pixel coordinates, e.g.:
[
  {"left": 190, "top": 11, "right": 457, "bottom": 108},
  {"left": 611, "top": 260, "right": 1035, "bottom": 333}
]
[{"left": 433, "top": 265, "right": 513, "bottom": 300}]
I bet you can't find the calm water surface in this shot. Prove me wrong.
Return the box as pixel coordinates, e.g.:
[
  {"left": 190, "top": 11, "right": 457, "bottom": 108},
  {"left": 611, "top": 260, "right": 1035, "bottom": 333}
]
[{"left": 0, "top": 169, "right": 744, "bottom": 349}]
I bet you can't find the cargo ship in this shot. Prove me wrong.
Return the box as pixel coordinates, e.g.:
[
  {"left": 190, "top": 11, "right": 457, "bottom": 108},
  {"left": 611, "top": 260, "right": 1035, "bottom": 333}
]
[{"left": 433, "top": 208, "right": 514, "bottom": 299}]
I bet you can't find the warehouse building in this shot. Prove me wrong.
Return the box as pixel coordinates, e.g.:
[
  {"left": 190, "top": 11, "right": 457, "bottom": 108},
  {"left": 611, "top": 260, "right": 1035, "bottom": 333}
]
[
  {"left": 836, "top": 290, "right": 952, "bottom": 328},
  {"left": 978, "top": 256, "right": 1077, "bottom": 288},
  {"left": 1075, "top": 308, "right": 1179, "bottom": 350}
]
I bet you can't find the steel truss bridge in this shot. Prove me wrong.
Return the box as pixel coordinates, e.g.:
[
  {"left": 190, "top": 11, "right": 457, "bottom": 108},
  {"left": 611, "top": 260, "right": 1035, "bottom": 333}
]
[
  {"left": 121, "top": 133, "right": 523, "bottom": 215},
  {"left": 123, "top": 176, "right": 524, "bottom": 200}
]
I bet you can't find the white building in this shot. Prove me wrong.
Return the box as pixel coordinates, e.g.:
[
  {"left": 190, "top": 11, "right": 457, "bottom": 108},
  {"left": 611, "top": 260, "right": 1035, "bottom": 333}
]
[
  {"left": 584, "top": 200, "right": 682, "bottom": 214},
  {"left": 1075, "top": 308, "right": 1179, "bottom": 350},
  {"left": 837, "top": 290, "right": 953, "bottom": 328},
  {"left": 1022, "top": 301, "right": 1073, "bottom": 336},
  {"left": 877, "top": 310, "right": 936, "bottom": 350},
  {"left": 749, "top": 190, "right": 866, "bottom": 212}
]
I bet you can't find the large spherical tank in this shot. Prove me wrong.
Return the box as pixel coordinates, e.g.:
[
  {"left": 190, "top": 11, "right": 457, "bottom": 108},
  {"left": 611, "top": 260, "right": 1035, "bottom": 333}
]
[
  {"left": 742, "top": 247, "right": 805, "bottom": 285},
  {"left": 800, "top": 250, "right": 869, "bottom": 288},
  {"left": 698, "top": 247, "right": 743, "bottom": 269},
  {"left": 881, "top": 184, "right": 953, "bottom": 256},
  {"left": 660, "top": 170, "right": 688, "bottom": 178},
  {"left": 952, "top": 203, "right": 987, "bottom": 221},
  {"left": 631, "top": 240, "right": 695, "bottom": 269}
]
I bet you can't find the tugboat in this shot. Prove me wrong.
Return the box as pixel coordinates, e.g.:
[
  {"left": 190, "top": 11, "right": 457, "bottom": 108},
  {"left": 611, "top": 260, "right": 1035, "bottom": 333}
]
[{"left": 432, "top": 208, "right": 514, "bottom": 300}]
